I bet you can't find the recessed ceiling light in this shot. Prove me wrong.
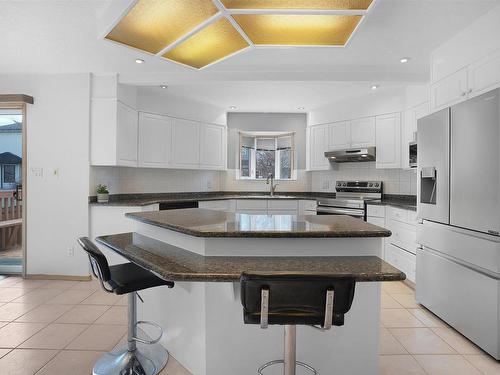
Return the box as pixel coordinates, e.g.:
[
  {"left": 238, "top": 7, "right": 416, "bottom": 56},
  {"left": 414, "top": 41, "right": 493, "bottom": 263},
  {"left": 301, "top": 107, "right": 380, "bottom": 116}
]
[
  {"left": 160, "top": 85, "right": 168, "bottom": 89},
  {"left": 229, "top": 106, "right": 237, "bottom": 110},
  {"left": 135, "top": 58, "right": 145, "bottom": 64},
  {"left": 297, "top": 107, "right": 305, "bottom": 110},
  {"left": 400, "top": 57, "right": 410, "bottom": 64},
  {"left": 371, "top": 85, "right": 379, "bottom": 90}
]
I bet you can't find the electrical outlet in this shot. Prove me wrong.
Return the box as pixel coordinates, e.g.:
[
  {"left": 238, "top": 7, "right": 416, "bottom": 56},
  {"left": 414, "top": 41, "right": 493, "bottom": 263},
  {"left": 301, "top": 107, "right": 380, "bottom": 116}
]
[
  {"left": 322, "top": 180, "right": 329, "bottom": 189},
  {"left": 31, "top": 167, "right": 43, "bottom": 177},
  {"left": 68, "top": 247, "right": 75, "bottom": 257},
  {"left": 207, "top": 180, "right": 212, "bottom": 190}
]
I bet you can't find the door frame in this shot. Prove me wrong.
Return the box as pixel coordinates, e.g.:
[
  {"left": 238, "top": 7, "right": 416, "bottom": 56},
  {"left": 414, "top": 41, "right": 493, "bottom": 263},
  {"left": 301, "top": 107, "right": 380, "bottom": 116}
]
[{"left": 0, "top": 95, "right": 32, "bottom": 277}]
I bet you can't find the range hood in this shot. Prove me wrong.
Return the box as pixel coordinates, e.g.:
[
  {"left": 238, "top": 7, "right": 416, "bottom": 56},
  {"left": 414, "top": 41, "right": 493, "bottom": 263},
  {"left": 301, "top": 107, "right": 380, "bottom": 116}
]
[{"left": 324, "top": 147, "right": 376, "bottom": 163}]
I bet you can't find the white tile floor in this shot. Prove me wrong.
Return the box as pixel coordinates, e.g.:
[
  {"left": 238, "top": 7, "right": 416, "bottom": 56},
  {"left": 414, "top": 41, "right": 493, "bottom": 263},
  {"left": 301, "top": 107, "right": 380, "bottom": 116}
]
[
  {"left": 0, "top": 276, "right": 499, "bottom": 374},
  {"left": 0, "top": 276, "right": 190, "bottom": 375}
]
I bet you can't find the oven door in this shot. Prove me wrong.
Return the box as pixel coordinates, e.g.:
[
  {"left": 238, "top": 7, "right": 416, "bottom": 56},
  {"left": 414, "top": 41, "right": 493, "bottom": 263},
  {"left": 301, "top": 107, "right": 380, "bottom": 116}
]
[{"left": 316, "top": 206, "right": 365, "bottom": 219}]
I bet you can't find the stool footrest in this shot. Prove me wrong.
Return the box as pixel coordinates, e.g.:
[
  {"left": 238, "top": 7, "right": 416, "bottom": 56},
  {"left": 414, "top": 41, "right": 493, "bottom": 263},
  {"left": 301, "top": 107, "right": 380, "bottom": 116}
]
[
  {"left": 258, "top": 359, "right": 317, "bottom": 375},
  {"left": 133, "top": 321, "right": 163, "bottom": 345}
]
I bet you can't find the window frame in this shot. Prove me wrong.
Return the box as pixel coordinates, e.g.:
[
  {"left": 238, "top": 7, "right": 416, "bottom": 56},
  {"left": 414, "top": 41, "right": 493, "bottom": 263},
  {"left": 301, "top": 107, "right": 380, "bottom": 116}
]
[
  {"left": 238, "top": 131, "right": 296, "bottom": 181},
  {"left": 3, "top": 164, "right": 16, "bottom": 184}
]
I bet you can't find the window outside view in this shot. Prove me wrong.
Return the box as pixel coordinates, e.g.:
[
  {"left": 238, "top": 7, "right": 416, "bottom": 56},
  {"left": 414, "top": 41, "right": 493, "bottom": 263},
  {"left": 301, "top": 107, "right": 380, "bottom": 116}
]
[{"left": 239, "top": 133, "right": 294, "bottom": 180}]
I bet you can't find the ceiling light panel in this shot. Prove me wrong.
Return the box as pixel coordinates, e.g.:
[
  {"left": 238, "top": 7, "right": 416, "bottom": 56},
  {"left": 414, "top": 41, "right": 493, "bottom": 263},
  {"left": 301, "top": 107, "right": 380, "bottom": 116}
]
[
  {"left": 232, "top": 14, "right": 362, "bottom": 45},
  {"left": 220, "top": 0, "right": 373, "bottom": 10},
  {"left": 105, "top": 0, "right": 219, "bottom": 54},
  {"left": 163, "top": 18, "right": 249, "bottom": 69}
]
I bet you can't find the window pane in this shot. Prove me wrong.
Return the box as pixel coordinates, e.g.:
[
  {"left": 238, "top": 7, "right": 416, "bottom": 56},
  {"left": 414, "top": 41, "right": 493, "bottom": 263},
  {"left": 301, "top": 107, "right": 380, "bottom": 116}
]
[
  {"left": 4, "top": 165, "right": 15, "bottom": 183},
  {"left": 256, "top": 150, "right": 275, "bottom": 179},
  {"left": 280, "top": 149, "right": 292, "bottom": 179},
  {"left": 240, "top": 146, "right": 251, "bottom": 177}
]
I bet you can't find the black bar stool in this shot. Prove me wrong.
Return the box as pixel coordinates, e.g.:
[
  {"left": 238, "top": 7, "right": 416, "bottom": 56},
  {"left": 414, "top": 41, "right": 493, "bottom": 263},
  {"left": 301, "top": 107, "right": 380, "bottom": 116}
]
[
  {"left": 78, "top": 237, "right": 174, "bottom": 375},
  {"left": 240, "top": 272, "right": 356, "bottom": 375}
]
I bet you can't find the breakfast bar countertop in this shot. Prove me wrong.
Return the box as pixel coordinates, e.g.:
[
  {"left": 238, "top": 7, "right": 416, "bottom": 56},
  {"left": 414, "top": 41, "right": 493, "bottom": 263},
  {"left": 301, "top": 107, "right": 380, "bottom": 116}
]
[
  {"left": 125, "top": 208, "right": 392, "bottom": 238},
  {"left": 97, "top": 232, "right": 405, "bottom": 282}
]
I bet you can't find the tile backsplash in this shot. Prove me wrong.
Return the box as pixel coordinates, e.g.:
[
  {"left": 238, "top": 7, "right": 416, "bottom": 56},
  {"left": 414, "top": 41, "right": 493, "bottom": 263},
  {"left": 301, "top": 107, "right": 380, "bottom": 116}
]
[
  {"left": 90, "top": 166, "right": 222, "bottom": 195},
  {"left": 311, "top": 162, "right": 417, "bottom": 195}
]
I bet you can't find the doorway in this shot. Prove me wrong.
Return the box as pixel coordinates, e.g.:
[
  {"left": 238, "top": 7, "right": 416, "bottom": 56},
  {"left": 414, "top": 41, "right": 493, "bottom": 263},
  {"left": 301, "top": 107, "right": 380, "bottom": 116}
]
[{"left": 0, "top": 107, "right": 24, "bottom": 275}]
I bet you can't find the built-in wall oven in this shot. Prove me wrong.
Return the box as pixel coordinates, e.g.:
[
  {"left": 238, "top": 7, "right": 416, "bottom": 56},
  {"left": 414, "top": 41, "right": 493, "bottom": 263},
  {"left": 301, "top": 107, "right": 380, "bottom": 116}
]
[{"left": 316, "top": 181, "right": 383, "bottom": 220}]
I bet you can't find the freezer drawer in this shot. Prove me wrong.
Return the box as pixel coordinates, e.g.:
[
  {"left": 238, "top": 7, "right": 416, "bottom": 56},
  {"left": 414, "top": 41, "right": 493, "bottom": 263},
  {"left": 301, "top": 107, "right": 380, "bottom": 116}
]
[
  {"left": 416, "top": 220, "right": 500, "bottom": 274},
  {"left": 416, "top": 247, "right": 500, "bottom": 359}
]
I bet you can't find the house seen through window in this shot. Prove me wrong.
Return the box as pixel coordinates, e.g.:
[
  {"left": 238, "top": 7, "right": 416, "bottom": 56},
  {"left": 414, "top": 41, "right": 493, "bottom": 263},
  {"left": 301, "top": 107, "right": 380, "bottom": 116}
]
[{"left": 239, "top": 132, "right": 294, "bottom": 180}]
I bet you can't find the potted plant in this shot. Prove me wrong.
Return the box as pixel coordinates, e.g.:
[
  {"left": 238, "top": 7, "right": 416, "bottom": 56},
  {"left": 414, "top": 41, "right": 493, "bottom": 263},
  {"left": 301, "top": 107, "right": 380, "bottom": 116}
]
[{"left": 96, "top": 184, "right": 110, "bottom": 203}]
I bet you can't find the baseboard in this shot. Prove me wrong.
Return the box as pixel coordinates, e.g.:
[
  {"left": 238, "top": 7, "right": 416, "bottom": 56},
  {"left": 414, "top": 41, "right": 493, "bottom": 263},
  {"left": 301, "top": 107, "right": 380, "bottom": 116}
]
[
  {"left": 25, "top": 274, "right": 92, "bottom": 281},
  {"left": 403, "top": 279, "right": 415, "bottom": 290}
]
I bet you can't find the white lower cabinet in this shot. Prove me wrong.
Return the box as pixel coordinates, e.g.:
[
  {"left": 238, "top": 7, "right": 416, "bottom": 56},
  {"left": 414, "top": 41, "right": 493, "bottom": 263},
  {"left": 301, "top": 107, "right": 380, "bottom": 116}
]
[
  {"left": 367, "top": 204, "right": 417, "bottom": 282},
  {"left": 299, "top": 200, "right": 317, "bottom": 215},
  {"left": 199, "top": 200, "right": 235, "bottom": 212}
]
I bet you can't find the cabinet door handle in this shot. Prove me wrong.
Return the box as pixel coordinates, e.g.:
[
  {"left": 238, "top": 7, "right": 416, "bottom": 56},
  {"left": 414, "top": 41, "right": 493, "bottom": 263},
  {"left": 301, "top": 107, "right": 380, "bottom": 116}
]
[
  {"left": 461, "top": 92, "right": 467, "bottom": 97},
  {"left": 468, "top": 88, "right": 473, "bottom": 94}
]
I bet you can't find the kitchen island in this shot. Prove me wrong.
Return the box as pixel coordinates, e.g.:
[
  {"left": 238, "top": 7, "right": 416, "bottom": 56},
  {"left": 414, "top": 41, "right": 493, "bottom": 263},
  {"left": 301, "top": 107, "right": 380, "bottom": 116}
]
[{"left": 97, "top": 209, "right": 400, "bottom": 375}]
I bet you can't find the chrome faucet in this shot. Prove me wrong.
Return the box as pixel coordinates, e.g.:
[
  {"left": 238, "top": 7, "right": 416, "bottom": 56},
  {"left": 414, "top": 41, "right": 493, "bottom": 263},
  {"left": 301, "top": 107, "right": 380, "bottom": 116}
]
[{"left": 266, "top": 174, "right": 278, "bottom": 196}]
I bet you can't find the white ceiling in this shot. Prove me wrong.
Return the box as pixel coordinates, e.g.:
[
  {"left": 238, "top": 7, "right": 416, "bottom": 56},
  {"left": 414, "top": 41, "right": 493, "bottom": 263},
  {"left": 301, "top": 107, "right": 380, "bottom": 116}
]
[
  {"left": 0, "top": 0, "right": 498, "bottom": 112},
  {"left": 0, "top": 0, "right": 497, "bottom": 82},
  {"left": 140, "top": 82, "right": 407, "bottom": 113}
]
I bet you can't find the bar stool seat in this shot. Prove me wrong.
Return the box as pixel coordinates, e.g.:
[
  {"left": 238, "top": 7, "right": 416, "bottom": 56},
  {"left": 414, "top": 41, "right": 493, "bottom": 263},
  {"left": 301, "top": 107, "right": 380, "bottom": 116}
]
[
  {"left": 241, "top": 272, "right": 357, "bottom": 375},
  {"left": 78, "top": 237, "right": 173, "bottom": 375}
]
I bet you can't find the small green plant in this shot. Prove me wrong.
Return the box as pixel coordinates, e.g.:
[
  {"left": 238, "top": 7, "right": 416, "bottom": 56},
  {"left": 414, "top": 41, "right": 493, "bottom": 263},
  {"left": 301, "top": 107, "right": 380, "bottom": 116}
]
[{"left": 96, "top": 184, "right": 109, "bottom": 194}]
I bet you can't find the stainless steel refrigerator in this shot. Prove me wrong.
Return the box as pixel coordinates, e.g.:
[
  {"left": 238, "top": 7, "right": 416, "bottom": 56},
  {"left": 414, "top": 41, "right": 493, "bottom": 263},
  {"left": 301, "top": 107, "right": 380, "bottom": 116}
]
[{"left": 416, "top": 88, "right": 500, "bottom": 359}]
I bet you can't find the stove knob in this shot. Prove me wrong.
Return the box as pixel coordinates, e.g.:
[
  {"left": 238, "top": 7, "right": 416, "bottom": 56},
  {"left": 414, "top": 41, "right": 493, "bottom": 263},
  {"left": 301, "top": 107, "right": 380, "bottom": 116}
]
[
  {"left": 375, "top": 183, "right": 379, "bottom": 187},
  {"left": 343, "top": 183, "right": 347, "bottom": 187},
  {"left": 368, "top": 183, "right": 373, "bottom": 187}
]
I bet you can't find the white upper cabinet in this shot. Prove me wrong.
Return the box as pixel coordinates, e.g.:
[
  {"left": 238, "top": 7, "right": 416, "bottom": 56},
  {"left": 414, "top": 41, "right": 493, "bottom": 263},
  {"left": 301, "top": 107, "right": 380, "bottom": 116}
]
[
  {"left": 171, "top": 119, "right": 200, "bottom": 169},
  {"left": 138, "top": 112, "right": 172, "bottom": 168},
  {"left": 328, "top": 121, "right": 351, "bottom": 150},
  {"left": 402, "top": 102, "right": 429, "bottom": 169},
  {"left": 376, "top": 113, "right": 401, "bottom": 169},
  {"left": 350, "top": 117, "right": 376, "bottom": 148},
  {"left": 200, "top": 123, "right": 226, "bottom": 170},
  {"left": 307, "top": 124, "right": 330, "bottom": 171},
  {"left": 430, "top": 68, "right": 468, "bottom": 111},
  {"left": 116, "top": 102, "right": 139, "bottom": 167},
  {"left": 90, "top": 99, "right": 138, "bottom": 167},
  {"left": 468, "top": 49, "right": 500, "bottom": 97}
]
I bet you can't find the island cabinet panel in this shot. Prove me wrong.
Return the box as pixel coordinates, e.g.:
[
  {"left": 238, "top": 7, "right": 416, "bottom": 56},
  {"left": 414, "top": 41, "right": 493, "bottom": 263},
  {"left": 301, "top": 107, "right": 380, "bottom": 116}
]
[
  {"left": 267, "top": 200, "right": 298, "bottom": 211},
  {"left": 350, "top": 117, "right": 376, "bottom": 148},
  {"left": 299, "top": 200, "right": 317, "bottom": 215},
  {"left": 138, "top": 112, "right": 172, "bottom": 168},
  {"left": 236, "top": 199, "right": 268, "bottom": 211},
  {"left": 199, "top": 123, "right": 226, "bottom": 170},
  {"left": 171, "top": 118, "right": 200, "bottom": 169},
  {"left": 328, "top": 121, "right": 351, "bottom": 151},
  {"left": 375, "top": 113, "right": 401, "bottom": 169}
]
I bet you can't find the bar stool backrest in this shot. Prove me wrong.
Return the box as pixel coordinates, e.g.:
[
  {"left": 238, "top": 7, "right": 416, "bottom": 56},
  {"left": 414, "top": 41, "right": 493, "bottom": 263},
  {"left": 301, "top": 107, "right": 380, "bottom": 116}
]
[
  {"left": 77, "top": 237, "right": 112, "bottom": 283},
  {"left": 241, "top": 273, "right": 356, "bottom": 328}
]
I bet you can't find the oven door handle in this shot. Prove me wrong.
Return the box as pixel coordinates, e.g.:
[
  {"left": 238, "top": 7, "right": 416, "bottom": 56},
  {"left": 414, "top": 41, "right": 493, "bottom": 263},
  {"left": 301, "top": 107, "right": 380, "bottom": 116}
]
[{"left": 316, "top": 207, "right": 365, "bottom": 217}]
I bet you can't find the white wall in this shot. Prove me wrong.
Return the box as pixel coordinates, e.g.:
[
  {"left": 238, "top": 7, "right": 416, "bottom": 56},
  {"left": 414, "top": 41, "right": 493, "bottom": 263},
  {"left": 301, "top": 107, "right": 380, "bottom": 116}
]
[
  {"left": 0, "top": 74, "right": 90, "bottom": 277},
  {"left": 308, "top": 87, "right": 407, "bottom": 126},
  {"left": 431, "top": 4, "right": 500, "bottom": 83},
  {"left": 137, "top": 87, "right": 226, "bottom": 125},
  {"left": 90, "top": 166, "right": 222, "bottom": 195},
  {"left": 311, "top": 162, "right": 417, "bottom": 196}
]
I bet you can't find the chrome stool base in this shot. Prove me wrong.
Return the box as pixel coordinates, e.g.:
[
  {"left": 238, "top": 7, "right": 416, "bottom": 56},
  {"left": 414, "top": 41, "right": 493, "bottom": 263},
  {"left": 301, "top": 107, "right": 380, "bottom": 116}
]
[
  {"left": 92, "top": 339, "right": 168, "bottom": 375},
  {"left": 258, "top": 359, "right": 317, "bottom": 375}
]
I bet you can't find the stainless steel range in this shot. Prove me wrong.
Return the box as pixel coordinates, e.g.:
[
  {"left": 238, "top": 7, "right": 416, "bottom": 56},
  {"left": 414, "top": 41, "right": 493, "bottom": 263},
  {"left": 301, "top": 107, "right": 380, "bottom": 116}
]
[{"left": 316, "top": 181, "right": 383, "bottom": 220}]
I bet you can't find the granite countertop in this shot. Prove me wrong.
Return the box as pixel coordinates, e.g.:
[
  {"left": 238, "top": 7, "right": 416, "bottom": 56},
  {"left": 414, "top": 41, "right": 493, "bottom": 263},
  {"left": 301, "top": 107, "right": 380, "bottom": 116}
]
[
  {"left": 97, "top": 233, "right": 405, "bottom": 282},
  {"left": 126, "top": 208, "right": 392, "bottom": 238},
  {"left": 89, "top": 191, "right": 332, "bottom": 207},
  {"left": 368, "top": 195, "right": 417, "bottom": 211}
]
